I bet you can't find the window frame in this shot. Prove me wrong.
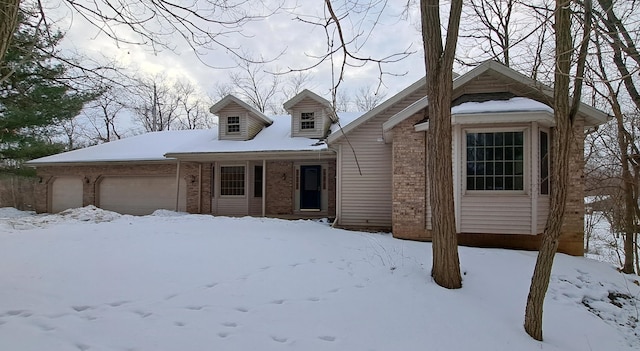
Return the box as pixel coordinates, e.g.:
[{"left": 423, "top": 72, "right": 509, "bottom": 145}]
[
  {"left": 463, "top": 127, "right": 529, "bottom": 195},
  {"left": 300, "top": 112, "right": 315, "bottom": 130},
  {"left": 539, "top": 128, "right": 550, "bottom": 195},
  {"left": 220, "top": 165, "right": 245, "bottom": 197},
  {"left": 253, "top": 165, "right": 263, "bottom": 198},
  {"left": 226, "top": 116, "right": 240, "bottom": 134}
]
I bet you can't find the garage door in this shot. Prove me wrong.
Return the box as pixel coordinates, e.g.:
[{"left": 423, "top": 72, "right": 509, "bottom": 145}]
[
  {"left": 98, "top": 176, "right": 186, "bottom": 215},
  {"left": 51, "top": 177, "right": 83, "bottom": 213}
]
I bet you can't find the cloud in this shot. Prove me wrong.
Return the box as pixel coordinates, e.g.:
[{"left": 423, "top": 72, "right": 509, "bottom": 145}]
[{"left": 53, "top": 0, "right": 426, "bottom": 106}]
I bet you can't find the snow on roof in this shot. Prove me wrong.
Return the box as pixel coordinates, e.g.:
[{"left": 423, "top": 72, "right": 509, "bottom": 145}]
[
  {"left": 27, "top": 129, "right": 215, "bottom": 164},
  {"left": 451, "top": 97, "right": 553, "bottom": 115},
  {"left": 28, "top": 113, "right": 363, "bottom": 164}
]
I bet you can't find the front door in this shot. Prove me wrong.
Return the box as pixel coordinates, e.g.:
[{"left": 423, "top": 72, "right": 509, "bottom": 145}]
[{"left": 300, "top": 165, "right": 321, "bottom": 210}]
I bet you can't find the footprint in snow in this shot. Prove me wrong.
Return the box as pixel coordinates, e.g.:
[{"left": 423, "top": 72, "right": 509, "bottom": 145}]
[
  {"left": 205, "top": 282, "right": 218, "bottom": 288},
  {"left": 327, "top": 288, "right": 340, "bottom": 293},
  {"left": 307, "top": 297, "right": 320, "bottom": 302},
  {"left": 174, "top": 321, "right": 185, "bottom": 327},
  {"left": 32, "top": 321, "right": 55, "bottom": 331},
  {"left": 271, "top": 335, "right": 288, "bottom": 343},
  {"left": 132, "top": 310, "right": 152, "bottom": 318},
  {"left": 75, "top": 343, "right": 90, "bottom": 351},
  {"left": 218, "top": 332, "right": 229, "bottom": 338},
  {"left": 107, "top": 300, "right": 129, "bottom": 307},
  {"left": 271, "top": 299, "right": 285, "bottom": 305},
  {"left": 235, "top": 307, "right": 249, "bottom": 313},
  {"left": 164, "top": 293, "right": 178, "bottom": 300},
  {"left": 72, "top": 305, "right": 93, "bottom": 312},
  {"left": 185, "top": 305, "right": 205, "bottom": 311},
  {"left": 318, "top": 335, "right": 336, "bottom": 342},
  {"left": 222, "top": 322, "right": 238, "bottom": 328}
]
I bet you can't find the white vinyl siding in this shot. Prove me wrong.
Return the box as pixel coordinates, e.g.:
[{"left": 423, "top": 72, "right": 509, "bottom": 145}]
[
  {"left": 337, "top": 88, "right": 427, "bottom": 228},
  {"left": 247, "top": 114, "right": 266, "bottom": 139},
  {"left": 459, "top": 195, "right": 533, "bottom": 234},
  {"left": 291, "top": 97, "right": 331, "bottom": 138},
  {"left": 219, "top": 107, "right": 249, "bottom": 140},
  {"left": 536, "top": 196, "right": 550, "bottom": 233},
  {"left": 50, "top": 176, "right": 83, "bottom": 213},
  {"left": 211, "top": 162, "right": 249, "bottom": 216},
  {"left": 456, "top": 123, "right": 551, "bottom": 235}
]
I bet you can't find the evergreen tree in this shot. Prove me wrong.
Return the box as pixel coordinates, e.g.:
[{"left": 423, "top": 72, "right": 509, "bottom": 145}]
[{"left": 0, "top": 9, "right": 97, "bottom": 170}]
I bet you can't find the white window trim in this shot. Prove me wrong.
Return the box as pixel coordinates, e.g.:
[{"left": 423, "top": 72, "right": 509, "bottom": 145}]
[
  {"left": 226, "top": 116, "right": 241, "bottom": 134},
  {"left": 300, "top": 112, "right": 316, "bottom": 130},
  {"left": 219, "top": 164, "right": 246, "bottom": 198},
  {"left": 462, "top": 126, "right": 530, "bottom": 196},
  {"left": 538, "top": 126, "right": 551, "bottom": 197}
]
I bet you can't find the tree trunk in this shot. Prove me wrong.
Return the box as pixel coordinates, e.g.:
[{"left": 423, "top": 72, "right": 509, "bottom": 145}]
[
  {"left": 420, "top": 0, "right": 463, "bottom": 289},
  {"left": 524, "top": 0, "right": 574, "bottom": 341},
  {"left": 0, "top": 0, "right": 20, "bottom": 65}
]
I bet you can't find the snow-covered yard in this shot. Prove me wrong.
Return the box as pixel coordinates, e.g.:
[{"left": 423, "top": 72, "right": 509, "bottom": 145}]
[{"left": 0, "top": 207, "right": 638, "bottom": 351}]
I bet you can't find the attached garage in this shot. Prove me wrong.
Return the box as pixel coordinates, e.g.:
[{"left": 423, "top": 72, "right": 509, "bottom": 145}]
[
  {"left": 50, "top": 177, "right": 84, "bottom": 213},
  {"left": 98, "top": 176, "right": 186, "bottom": 215}
]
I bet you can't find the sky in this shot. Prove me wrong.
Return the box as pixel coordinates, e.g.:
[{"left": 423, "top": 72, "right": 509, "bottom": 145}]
[{"left": 50, "top": 0, "right": 429, "bottom": 106}]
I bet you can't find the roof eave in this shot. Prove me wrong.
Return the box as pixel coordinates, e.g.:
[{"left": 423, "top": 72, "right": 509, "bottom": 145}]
[
  {"left": 327, "top": 76, "right": 427, "bottom": 144},
  {"left": 25, "top": 159, "right": 177, "bottom": 168}
]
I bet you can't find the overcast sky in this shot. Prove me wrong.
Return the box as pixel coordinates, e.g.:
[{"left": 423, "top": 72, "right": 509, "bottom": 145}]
[{"left": 52, "top": 0, "right": 429, "bottom": 107}]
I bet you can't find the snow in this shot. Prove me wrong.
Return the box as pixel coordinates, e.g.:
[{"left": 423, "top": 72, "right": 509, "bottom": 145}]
[
  {"left": 452, "top": 97, "right": 553, "bottom": 115},
  {"left": 27, "top": 113, "right": 363, "bottom": 165},
  {"left": 1, "top": 207, "right": 638, "bottom": 350}
]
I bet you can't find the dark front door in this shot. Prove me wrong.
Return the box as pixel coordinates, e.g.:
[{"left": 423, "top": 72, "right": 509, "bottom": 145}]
[{"left": 300, "top": 165, "right": 321, "bottom": 210}]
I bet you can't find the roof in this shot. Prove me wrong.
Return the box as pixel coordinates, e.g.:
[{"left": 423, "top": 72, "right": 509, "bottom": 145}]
[
  {"left": 381, "top": 61, "right": 609, "bottom": 132},
  {"left": 283, "top": 89, "right": 332, "bottom": 112},
  {"left": 27, "top": 113, "right": 362, "bottom": 166},
  {"left": 326, "top": 76, "right": 427, "bottom": 144},
  {"left": 26, "top": 130, "right": 214, "bottom": 165},
  {"left": 209, "top": 95, "right": 273, "bottom": 125}
]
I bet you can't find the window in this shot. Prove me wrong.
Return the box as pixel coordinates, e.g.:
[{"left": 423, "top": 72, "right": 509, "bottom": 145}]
[
  {"left": 466, "top": 131, "right": 524, "bottom": 191},
  {"left": 539, "top": 131, "right": 549, "bottom": 195},
  {"left": 227, "top": 116, "right": 240, "bottom": 133},
  {"left": 254, "top": 165, "right": 263, "bottom": 198},
  {"left": 301, "top": 112, "right": 315, "bottom": 130},
  {"left": 220, "top": 166, "right": 245, "bottom": 196}
]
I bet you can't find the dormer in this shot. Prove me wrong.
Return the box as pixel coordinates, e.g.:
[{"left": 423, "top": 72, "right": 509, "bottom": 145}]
[
  {"left": 210, "top": 95, "right": 273, "bottom": 141},
  {"left": 283, "top": 89, "right": 335, "bottom": 139}
]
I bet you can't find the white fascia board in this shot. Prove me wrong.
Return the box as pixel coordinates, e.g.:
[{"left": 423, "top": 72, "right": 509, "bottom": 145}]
[
  {"left": 413, "top": 111, "right": 555, "bottom": 132},
  {"left": 382, "top": 96, "right": 429, "bottom": 133},
  {"left": 451, "top": 111, "right": 555, "bottom": 127}
]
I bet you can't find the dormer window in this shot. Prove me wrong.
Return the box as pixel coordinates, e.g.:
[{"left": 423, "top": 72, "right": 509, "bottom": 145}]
[
  {"left": 227, "top": 116, "right": 240, "bottom": 133},
  {"left": 301, "top": 112, "right": 315, "bottom": 130}
]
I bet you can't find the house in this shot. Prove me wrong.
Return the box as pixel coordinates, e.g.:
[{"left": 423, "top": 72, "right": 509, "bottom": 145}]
[{"left": 27, "top": 61, "right": 609, "bottom": 255}]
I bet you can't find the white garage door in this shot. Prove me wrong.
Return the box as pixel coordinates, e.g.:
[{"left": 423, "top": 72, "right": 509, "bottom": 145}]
[
  {"left": 51, "top": 177, "right": 83, "bottom": 213},
  {"left": 98, "top": 176, "right": 186, "bottom": 215}
]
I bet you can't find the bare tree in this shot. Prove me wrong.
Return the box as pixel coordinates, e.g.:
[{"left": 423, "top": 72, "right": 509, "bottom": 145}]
[
  {"left": 83, "top": 86, "right": 127, "bottom": 143},
  {"left": 421, "top": 0, "right": 463, "bottom": 289},
  {"left": 524, "top": 0, "right": 593, "bottom": 340},
  {"left": 60, "top": 0, "right": 279, "bottom": 61},
  {"left": 354, "top": 86, "right": 386, "bottom": 112},
  {"left": 173, "top": 80, "right": 214, "bottom": 129},
  {"left": 130, "top": 74, "right": 181, "bottom": 132},
  {"left": 0, "top": 0, "right": 19, "bottom": 65},
  {"left": 228, "top": 57, "right": 280, "bottom": 114},
  {"left": 460, "top": 0, "right": 518, "bottom": 66},
  {"left": 290, "top": 0, "right": 413, "bottom": 109},
  {"left": 130, "top": 74, "right": 214, "bottom": 132}
]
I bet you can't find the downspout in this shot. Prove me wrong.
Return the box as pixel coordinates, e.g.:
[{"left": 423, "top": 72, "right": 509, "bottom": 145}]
[
  {"left": 262, "top": 159, "right": 266, "bottom": 217},
  {"left": 175, "top": 160, "right": 181, "bottom": 212},
  {"left": 331, "top": 144, "right": 341, "bottom": 228}
]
